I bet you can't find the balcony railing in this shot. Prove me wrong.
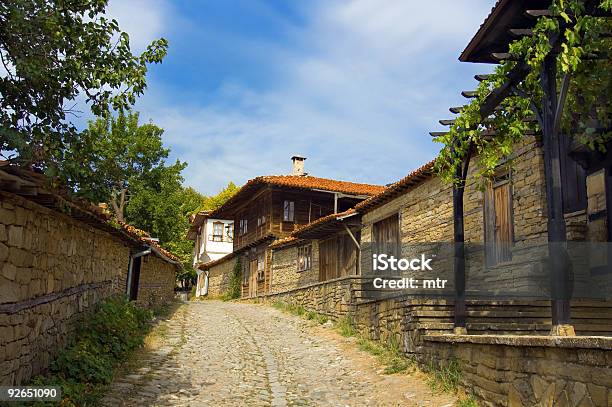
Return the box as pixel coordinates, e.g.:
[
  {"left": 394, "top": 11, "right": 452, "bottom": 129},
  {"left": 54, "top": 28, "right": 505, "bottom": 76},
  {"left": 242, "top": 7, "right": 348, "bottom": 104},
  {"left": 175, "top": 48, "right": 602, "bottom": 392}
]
[{"left": 208, "top": 234, "right": 233, "bottom": 243}]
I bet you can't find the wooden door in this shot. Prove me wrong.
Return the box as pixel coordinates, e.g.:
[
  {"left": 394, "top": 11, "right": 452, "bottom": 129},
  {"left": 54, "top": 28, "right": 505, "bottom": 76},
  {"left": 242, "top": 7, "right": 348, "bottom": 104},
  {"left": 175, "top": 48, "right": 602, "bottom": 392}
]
[
  {"left": 249, "top": 259, "right": 258, "bottom": 297},
  {"left": 485, "top": 180, "right": 513, "bottom": 266}
]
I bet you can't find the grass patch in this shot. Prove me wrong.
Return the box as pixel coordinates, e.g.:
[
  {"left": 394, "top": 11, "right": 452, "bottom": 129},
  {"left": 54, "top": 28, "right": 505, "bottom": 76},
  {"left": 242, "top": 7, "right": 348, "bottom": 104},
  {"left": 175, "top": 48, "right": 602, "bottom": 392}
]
[
  {"left": 426, "top": 358, "right": 462, "bottom": 393},
  {"left": 26, "top": 296, "right": 164, "bottom": 406},
  {"left": 335, "top": 315, "right": 357, "bottom": 337},
  {"left": 272, "top": 301, "right": 329, "bottom": 325},
  {"left": 356, "top": 336, "right": 412, "bottom": 374},
  {"left": 457, "top": 396, "right": 479, "bottom": 407}
]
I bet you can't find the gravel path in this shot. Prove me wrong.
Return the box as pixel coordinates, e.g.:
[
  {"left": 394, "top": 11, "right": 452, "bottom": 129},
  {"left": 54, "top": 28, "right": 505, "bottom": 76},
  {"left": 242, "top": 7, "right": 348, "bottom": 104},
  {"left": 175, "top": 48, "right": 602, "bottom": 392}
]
[{"left": 101, "top": 301, "right": 456, "bottom": 407}]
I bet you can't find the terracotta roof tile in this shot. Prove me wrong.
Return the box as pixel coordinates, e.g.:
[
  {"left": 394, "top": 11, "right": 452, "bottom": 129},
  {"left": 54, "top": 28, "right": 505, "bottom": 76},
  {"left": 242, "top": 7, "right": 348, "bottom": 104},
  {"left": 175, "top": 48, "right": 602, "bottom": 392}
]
[
  {"left": 355, "top": 160, "right": 436, "bottom": 213},
  {"left": 290, "top": 209, "right": 357, "bottom": 237},
  {"left": 268, "top": 236, "right": 301, "bottom": 249},
  {"left": 210, "top": 174, "right": 385, "bottom": 218},
  {"left": 255, "top": 175, "right": 385, "bottom": 196}
]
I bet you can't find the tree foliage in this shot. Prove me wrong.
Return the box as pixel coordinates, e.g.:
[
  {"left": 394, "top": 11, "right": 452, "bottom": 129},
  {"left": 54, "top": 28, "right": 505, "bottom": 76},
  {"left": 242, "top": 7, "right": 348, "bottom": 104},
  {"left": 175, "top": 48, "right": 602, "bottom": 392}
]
[
  {"left": 195, "top": 182, "right": 239, "bottom": 213},
  {"left": 0, "top": 0, "right": 168, "bottom": 172},
  {"left": 434, "top": 0, "right": 611, "bottom": 184}
]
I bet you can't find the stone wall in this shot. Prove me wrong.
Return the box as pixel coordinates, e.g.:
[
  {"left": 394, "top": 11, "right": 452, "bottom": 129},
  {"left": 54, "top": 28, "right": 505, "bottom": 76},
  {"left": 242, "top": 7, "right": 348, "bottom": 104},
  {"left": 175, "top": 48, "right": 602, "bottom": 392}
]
[
  {"left": 269, "top": 241, "right": 319, "bottom": 294},
  {"left": 253, "top": 276, "right": 359, "bottom": 319},
  {"left": 136, "top": 255, "right": 176, "bottom": 309},
  {"left": 421, "top": 335, "right": 612, "bottom": 407},
  {"left": 0, "top": 192, "right": 131, "bottom": 385},
  {"left": 206, "top": 255, "right": 236, "bottom": 298}
]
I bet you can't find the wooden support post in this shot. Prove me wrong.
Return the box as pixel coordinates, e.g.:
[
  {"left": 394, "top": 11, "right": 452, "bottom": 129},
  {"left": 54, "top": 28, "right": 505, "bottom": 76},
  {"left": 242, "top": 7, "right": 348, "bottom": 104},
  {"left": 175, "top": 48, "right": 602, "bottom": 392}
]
[
  {"left": 452, "top": 145, "right": 471, "bottom": 334},
  {"left": 541, "top": 52, "right": 574, "bottom": 335},
  {"left": 452, "top": 181, "right": 467, "bottom": 334}
]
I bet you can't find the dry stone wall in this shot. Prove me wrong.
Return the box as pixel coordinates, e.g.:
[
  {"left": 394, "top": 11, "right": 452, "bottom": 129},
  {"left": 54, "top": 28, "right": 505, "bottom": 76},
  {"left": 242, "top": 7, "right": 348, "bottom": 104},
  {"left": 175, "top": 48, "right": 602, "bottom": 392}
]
[
  {"left": 0, "top": 192, "right": 131, "bottom": 385},
  {"left": 137, "top": 255, "right": 176, "bottom": 309},
  {"left": 206, "top": 256, "right": 235, "bottom": 298},
  {"left": 269, "top": 241, "right": 319, "bottom": 294}
]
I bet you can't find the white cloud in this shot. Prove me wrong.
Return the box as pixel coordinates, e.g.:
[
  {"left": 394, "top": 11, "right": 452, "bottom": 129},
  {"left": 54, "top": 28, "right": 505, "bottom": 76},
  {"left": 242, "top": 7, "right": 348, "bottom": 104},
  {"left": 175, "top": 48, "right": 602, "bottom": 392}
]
[
  {"left": 106, "top": 0, "right": 170, "bottom": 52},
  {"left": 134, "top": 0, "right": 496, "bottom": 195}
]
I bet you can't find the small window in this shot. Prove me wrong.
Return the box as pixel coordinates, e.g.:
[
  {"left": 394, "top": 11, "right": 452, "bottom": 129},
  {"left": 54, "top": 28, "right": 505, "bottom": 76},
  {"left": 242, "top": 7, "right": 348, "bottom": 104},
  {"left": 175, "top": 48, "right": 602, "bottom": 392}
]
[
  {"left": 484, "top": 175, "right": 513, "bottom": 266},
  {"left": 211, "top": 222, "right": 224, "bottom": 241},
  {"left": 257, "top": 253, "right": 265, "bottom": 281},
  {"left": 283, "top": 200, "right": 295, "bottom": 222},
  {"left": 297, "top": 244, "right": 312, "bottom": 272}
]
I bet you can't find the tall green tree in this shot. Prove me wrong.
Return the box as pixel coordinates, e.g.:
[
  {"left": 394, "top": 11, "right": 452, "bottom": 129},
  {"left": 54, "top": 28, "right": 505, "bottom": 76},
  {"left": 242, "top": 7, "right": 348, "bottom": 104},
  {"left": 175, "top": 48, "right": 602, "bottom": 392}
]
[
  {"left": 0, "top": 0, "right": 168, "bottom": 173},
  {"left": 68, "top": 111, "right": 176, "bottom": 222}
]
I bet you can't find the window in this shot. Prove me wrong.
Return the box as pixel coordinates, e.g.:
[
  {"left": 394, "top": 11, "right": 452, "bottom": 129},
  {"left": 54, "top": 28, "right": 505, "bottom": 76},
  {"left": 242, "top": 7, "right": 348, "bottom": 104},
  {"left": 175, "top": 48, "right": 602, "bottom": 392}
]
[
  {"left": 239, "top": 219, "right": 248, "bottom": 236},
  {"left": 283, "top": 200, "right": 295, "bottom": 222},
  {"left": 484, "top": 175, "right": 513, "bottom": 266},
  {"left": 297, "top": 244, "right": 312, "bottom": 271},
  {"left": 211, "top": 222, "right": 224, "bottom": 241},
  {"left": 257, "top": 253, "right": 265, "bottom": 280},
  {"left": 373, "top": 214, "right": 400, "bottom": 258},
  {"left": 226, "top": 224, "right": 234, "bottom": 242}
]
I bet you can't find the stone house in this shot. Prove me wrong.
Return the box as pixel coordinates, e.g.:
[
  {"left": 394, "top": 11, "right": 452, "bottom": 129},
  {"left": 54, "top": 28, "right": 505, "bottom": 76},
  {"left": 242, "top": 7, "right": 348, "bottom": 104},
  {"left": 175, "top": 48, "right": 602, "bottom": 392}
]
[
  {"left": 186, "top": 211, "right": 234, "bottom": 297},
  {"left": 196, "top": 156, "right": 384, "bottom": 298},
  {"left": 0, "top": 165, "right": 181, "bottom": 385}
]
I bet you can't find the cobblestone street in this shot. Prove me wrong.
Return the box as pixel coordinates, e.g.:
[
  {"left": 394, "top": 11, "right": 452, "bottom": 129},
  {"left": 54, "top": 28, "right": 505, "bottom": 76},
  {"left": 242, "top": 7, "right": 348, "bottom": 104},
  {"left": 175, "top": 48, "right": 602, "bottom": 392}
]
[{"left": 101, "top": 301, "right": 457, "bottom": 407}]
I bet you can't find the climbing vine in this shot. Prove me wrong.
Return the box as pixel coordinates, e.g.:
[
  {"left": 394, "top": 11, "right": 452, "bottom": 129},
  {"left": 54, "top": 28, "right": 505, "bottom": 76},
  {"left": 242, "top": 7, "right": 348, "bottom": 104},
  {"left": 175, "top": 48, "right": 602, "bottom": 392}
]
[{"left": 434, "top": 0, "right": 611, "bottom": 184}]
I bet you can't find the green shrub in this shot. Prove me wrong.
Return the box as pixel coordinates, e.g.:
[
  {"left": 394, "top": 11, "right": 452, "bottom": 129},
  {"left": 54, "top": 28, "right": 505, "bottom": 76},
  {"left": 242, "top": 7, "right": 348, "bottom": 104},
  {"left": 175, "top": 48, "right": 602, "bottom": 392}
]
[
  {"left": 28, "top": 296, "right": 154, "bottom": 406},
  {"left": 223, "top": 258, "right": 242, "bottom": 300}
]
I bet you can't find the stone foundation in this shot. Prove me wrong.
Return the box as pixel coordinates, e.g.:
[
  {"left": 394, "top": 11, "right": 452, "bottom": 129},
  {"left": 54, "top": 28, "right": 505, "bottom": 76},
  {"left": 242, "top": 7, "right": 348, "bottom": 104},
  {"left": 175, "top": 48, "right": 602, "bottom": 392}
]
[{"left": 421, "top": 335, "right": 612, "bottom": 407}]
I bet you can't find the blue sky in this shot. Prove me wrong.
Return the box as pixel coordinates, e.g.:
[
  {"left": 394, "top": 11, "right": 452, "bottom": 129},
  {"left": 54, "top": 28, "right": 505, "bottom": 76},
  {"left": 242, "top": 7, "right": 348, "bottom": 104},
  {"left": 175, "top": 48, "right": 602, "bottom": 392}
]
[{"left": 105, "top": 0, "right": 496, "bottom": 195}]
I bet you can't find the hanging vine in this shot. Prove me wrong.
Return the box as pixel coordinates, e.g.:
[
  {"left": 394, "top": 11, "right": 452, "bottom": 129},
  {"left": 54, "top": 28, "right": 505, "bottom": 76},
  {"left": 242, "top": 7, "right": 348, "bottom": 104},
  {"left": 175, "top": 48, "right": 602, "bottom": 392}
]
[{"left": 434, "top": 0, "right": 611, "bottom": 184}]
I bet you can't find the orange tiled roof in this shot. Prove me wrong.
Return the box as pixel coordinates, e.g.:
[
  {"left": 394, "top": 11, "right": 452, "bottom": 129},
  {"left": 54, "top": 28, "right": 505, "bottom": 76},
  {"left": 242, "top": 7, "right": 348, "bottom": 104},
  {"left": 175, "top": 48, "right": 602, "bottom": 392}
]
[
  {"left": 255, "top": 175, "right": 385, "bottom": 196},
  {"left": 290, "top": 209, "right": 357, "bottom": 237},
  {"left": 355, "top": 160, "right": 436, "bottom": 213},
  {"left": 209, "top": 174, "right": 385, "bottom": 218},
  {"left": 268, "top": 236, "right": 301, "bottom": 249},
  {"left": 120, "top": 223, "right": 182, "bottom": 264}
]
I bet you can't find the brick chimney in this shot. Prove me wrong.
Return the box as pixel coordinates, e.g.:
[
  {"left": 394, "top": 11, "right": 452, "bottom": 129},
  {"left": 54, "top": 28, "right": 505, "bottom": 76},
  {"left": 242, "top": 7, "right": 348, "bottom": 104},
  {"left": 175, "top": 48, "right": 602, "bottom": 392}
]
[{"left": 291, "top": 155, "right": 306, "bottom": 176}]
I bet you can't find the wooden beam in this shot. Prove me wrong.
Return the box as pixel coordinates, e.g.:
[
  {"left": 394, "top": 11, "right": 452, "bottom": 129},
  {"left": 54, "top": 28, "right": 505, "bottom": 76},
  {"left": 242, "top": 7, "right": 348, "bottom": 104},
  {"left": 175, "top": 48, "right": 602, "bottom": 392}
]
[
  {"left": 461, "top": 90, "right": 478, "bottom": 99},
  {"left": 492, "top": 52, "right": 515, "bottom": 61},
  {"left": 474, "top": 74, "right": 491, "bottom": 82},
  {"left": 429, "top": 131, "right": 448, "bottom": 138},
  {"left": 449, "top": 106, "right": 465, "bottom": 114},
  {"left": 526, "top": 9, "right": 553, "bottom": 18},
  {"left": 509, "top": 28, "right": 534, "bottom": 37},
  {"left": 439, "top": 119, "right": 455, "bottom": 126}
]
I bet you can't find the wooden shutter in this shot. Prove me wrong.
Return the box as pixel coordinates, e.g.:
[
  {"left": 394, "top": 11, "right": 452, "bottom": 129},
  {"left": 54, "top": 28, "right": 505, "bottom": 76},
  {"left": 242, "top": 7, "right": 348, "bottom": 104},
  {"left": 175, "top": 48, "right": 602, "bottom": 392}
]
[
  {"left": 373, "top": 214, "right": 399, "bottom": 257},
  {"left": 319, "top": 238, "right": 338, "bottom": 281},
  {"left": 560, "top": 134, "right": 587, "bottom": 213}
]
